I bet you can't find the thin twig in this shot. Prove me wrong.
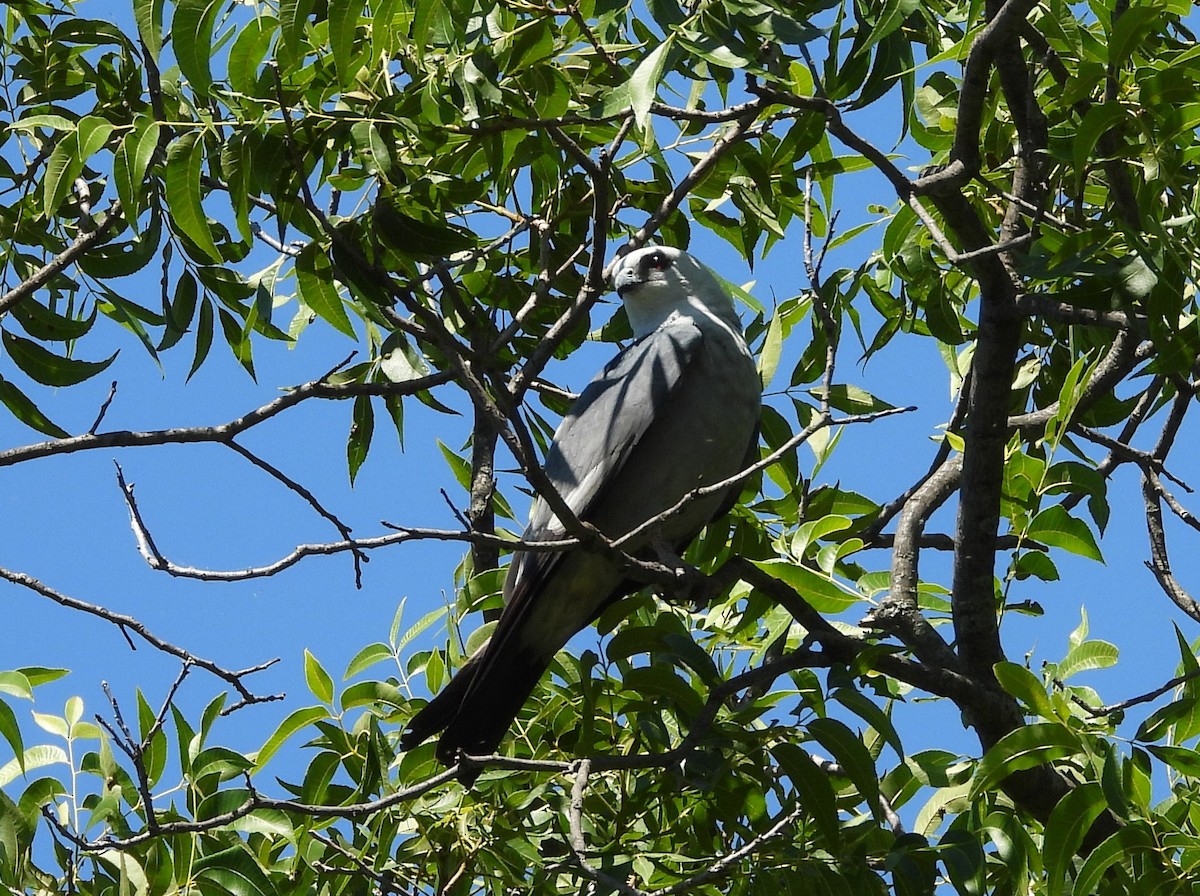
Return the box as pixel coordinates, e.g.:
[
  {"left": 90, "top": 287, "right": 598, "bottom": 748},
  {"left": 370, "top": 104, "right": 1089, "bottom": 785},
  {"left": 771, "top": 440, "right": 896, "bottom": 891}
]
[{"left": 0, "top": 567, "right": 282, "bottom": 712}]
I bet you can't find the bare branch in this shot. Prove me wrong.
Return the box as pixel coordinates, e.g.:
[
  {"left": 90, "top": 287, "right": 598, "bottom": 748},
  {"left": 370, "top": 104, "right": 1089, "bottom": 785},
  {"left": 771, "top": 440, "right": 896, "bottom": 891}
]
[
  {"left": 0, "top": 372, "right": 454, "bottom": 468},
  {"left": 0, "top": 201, "right": 123, "bottom": 316},
  {"left": 564, "top": 759, "right": 644, "bottom": 895},
  {"left": 0, "top": 568, "right": 282, "bottom": 711},
  {"left": 865, "top": 454, "right": 963, "bottom": 672},
  {"left": 224, "top": 440, "right": 370, "bottom": 585},
  {"left": 89, "top": 382, "right": 118, "bottom": 434},
  {"left": 1077, "top": 668, "right": 1200, "bottom": 717},
  {"left": 625, "top": 103, "right": 763, "bottom": 255}
]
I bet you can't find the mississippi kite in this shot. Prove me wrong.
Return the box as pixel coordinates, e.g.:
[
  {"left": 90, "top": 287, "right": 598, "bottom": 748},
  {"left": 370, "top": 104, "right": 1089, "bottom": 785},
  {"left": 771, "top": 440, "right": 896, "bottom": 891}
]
[{"left": 400, "top": 246, "right": 762, "bottom": 776}]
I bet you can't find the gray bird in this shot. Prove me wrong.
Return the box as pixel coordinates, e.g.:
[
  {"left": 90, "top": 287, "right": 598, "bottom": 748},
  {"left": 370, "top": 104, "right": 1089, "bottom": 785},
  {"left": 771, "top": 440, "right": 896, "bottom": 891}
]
[{"left": 399, "top": 246, "right": 762, "bottom": 777}]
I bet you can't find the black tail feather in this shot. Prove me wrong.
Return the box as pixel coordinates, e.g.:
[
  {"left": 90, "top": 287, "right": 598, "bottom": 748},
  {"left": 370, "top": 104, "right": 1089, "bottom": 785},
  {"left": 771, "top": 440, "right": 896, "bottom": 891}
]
[
  {"left": 435, "top": 650, "right": 548, "bottom": 764},
  {"left": 399, "top": 652, "right": 482, "bottom": 752},
  {"left": 400, "top": 647, "right": 550, "bottom": 784}
]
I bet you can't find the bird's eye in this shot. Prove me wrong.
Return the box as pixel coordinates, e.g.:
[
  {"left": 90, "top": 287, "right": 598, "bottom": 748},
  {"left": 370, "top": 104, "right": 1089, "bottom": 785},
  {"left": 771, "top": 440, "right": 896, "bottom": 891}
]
[{"left": 646, "top": 252, "right": 671, "bottom": 271}]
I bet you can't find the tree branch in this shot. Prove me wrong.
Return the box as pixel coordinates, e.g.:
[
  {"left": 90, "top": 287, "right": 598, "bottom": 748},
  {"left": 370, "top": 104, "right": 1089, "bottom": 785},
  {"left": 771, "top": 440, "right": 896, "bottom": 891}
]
[
  {"left": 0, "top": 568, "right": 281, "bottom": 712},
  {"left": 0, "top": 202, "right": 123, "bottom": 316}
]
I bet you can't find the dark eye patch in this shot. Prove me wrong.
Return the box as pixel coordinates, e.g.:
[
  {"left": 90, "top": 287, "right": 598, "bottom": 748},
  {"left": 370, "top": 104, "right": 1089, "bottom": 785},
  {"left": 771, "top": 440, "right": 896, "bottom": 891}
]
[{"left": 646, "top": 252, "right": 671, "bottom": 271}]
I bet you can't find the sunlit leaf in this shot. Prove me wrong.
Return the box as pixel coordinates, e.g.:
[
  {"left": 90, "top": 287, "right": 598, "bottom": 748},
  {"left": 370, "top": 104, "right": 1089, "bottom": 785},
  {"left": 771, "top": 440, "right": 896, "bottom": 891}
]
[
  {"left": 304, "top": 649, "right": 334, "bottom": 705},
  {"left": 970, "top": 724, "right": 1082, "bottom": 798},
  {"left": 172, "top": 0, "right": 222, "bottom": 96},
  {"left": 165, "top": 132, "right": 221, "bottom": 262},
  {"left": 1027, "top": 505, "right": 1103, "bottom": 562}
]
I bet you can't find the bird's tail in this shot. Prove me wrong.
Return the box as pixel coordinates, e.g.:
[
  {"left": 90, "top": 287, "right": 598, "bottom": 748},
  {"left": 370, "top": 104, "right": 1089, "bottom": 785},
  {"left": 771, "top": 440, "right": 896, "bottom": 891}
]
[{"left": 400, "top": 646, "right": 550, "bottom": 784}]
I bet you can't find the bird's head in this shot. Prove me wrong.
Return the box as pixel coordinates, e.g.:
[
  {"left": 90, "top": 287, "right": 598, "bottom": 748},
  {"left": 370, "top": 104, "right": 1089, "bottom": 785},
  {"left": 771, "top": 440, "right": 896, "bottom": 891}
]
[{"left": 611, "top": 246, "right": 741, "bottom": 338}]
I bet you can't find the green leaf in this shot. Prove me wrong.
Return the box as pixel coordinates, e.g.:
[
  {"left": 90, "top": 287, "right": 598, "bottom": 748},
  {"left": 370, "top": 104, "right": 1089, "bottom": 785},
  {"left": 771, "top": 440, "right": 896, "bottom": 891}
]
[
  {"left": 0, "top": 671, "right": 33, "bottom": 700},
  {"left": 1073, "top": 823, "right": 1156, "bottom": 896},
  {"left": 1146, "top": 743, "right": 1200, "bottom": 778},
  {"left": 1044, "top": 783, "right": 1106, "bottom": 896},
  {"left": 165, "top": 132, "right": 222, "bottom": 262},
  {"left": 172, "top": 0, "right": 222, "bottom": 96},
  {"left": 42, "top": 133, "right": 82, "bottom": 219},
  {"left": 38, "top": 115, "right": 114, "bottom": 215},
  {"left": 1026, "top": 505, "right": 1102, "bottom": 562},
  {"left": 807, "top": 717, "right": 882, "bottom": 822},
  {"left": 0, "top": 376, "right": 70, "bottom": 437},
  {"left": 379, "top": 330, "right": 429, "bottom": 382},
  {"left": 384, "top": 393, "right": 404, "bottom": 449},
  {"left": 1115, "top": 255, "right": 1158, "bottom": 302},
  {"left": 79, "top": 211, "right": 164, "bottom": 279},
  {"left": 329, "top": 0, "right": 361, "bottom": 88},
  {"left": 394, "top": 604, "right": 449, "bottom": 655},
  {"left": 188, "top": 298, "right": 215, "bottom": 380},
  {"left": 217, "top": 307, "right": 255, "bottom": 378},
  {"left": 993, "top": 662, "right": 1058, "bottom": 721},
  {"left": 253, "top": 705, "right": 329, "bottom": 769},
  {"left": 192, "top": 745, "right": 254, "bottom": 780},
  {"left": 344, "top": 643, "right": 393, "bottom": 679},
  {"left": 295, "top": 242, "right": 356, "bottom": 339},
  {"left": 0, "top": 744, "right": 69, "bottom": 787},
  {"left": 114, "top": 115, "right": 161, "bottom": 226},
  {"left": 195, "top": 846, "right": 276, "bottom": 896},
  {"left": 773, "top": 743, "right": 841, "bottom": 847},
  {"left": 1073, "top": 103, "right": 1127, "bottom": 187},
  {"left": 227, "top": 15, "right": 276, "bottom": 96},
  {"left": 347, "top": 394, "right": 374, "bottom": 484},
  {"left": 751, "top": 559, "right": 860, "bottom": 613},
  {"left": 832, "top": 688, "right": 904, "bottom": 759},
  {"left": 135, "top": 690, "right": 167, "bottom": 786},
  {"left": 134, "top": 0, "right": 166, "bottom": 59},
  {"left": 758, "top": 304, "right": 784, "bottom": 388},
  {"left": 279, "top": 0, "right": 317, "bottom": 67},
  {"left": 0, "top": 700, "right": 24, "bottom": 774},
  {"left": 10, "top": 114, "right": 75, "bottom": 134},
  {"left": 2, "top": 330, "right": 117, "bottom": 387},
  {"left": 372, "top": 198, "right": 476, "bottom": 260},
  {"left": 97, "top": 851, "right": 150, "bottom": 896},
  {"left": 229, "top": 808, "right": 294, "bottom": 841},
  {"left": 340, "top": 679, "right": 407, "bottom": 712},
  {"left": 1134, "top": 693, "right": 1199, "bottom": 744},
  {"left": 1057, "top": 640, "right": 1119, "bottom": 681},
  {"left": 628, "top": 38, "right": 672, "bottom": 129},
  {"left": 809, "top": 383, "right": 896, "bottom": 414},
  {"left": 98, "top": 289, "right": 164, "bottom": 364},
  {"left": 304, "top": 649, "right": 334, "bottom": 705},
  {"left": 970, "top": 723, "right": 1082, "bottom": 798}
]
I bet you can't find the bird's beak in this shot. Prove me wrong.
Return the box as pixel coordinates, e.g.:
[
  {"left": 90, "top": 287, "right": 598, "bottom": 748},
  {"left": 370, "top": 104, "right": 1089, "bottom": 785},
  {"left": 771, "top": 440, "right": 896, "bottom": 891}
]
[{"left": 613, "top": 266, "right": 640, "bottom": 299}]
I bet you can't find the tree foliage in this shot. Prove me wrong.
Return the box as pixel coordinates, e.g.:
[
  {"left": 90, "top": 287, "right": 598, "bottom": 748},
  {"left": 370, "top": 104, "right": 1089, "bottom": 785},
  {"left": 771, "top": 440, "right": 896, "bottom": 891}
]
[{"left": 3, "top": 0, "right": 1200, "bottom": 893}]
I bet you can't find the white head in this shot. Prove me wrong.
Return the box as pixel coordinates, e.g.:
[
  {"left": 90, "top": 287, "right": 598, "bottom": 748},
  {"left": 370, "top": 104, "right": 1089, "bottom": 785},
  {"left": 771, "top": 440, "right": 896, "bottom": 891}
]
[{"left": 611, "top": 246, "right": 743, "bottom": 339}]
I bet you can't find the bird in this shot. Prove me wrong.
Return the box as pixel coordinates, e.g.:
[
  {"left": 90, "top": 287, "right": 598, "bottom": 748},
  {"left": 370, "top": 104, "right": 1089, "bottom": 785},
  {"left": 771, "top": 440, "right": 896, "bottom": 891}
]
[{"left": 399, "top": 246, "right": 762, "bottom": 779}]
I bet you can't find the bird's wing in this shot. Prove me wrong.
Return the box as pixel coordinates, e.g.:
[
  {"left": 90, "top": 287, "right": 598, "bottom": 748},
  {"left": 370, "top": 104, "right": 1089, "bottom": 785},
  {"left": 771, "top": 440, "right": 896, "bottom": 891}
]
[
  {"left": 543, "top": 323, "right": 704, "bottom": 525},
  {"left": 505, "top": 318, "right": 705, "bottom": 599}
]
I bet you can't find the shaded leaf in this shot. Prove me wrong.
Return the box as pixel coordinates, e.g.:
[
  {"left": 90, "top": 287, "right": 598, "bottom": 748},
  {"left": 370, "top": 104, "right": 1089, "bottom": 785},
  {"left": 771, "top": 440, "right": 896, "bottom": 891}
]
[
  {"left": 0, "top": 376, "right": 70, "bottom": 437},
  {"left": 296, "top": 242, "right": 356, "bottom": 338},
  {"left": 2, "top": 330, "right": 116, "bottom": 387},
  {"left": 1044, "top": 783, "right": 1106, "bottom": 896}
]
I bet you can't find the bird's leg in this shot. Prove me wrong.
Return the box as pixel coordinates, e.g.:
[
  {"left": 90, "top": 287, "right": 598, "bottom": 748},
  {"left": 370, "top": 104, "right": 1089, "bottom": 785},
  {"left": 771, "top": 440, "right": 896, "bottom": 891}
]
[{"left": 647, "top": 532, "right": 708, "bottom": 606}]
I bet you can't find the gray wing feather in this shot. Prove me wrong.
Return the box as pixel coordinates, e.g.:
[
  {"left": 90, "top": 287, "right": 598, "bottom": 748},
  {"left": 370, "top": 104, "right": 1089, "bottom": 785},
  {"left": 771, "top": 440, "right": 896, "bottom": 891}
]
[
  {"left": 534, "top": 322, "right": 702, "bottom": 534},
  {"left": 505, "top": 322, "right": 703, "bottom": 601}
]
